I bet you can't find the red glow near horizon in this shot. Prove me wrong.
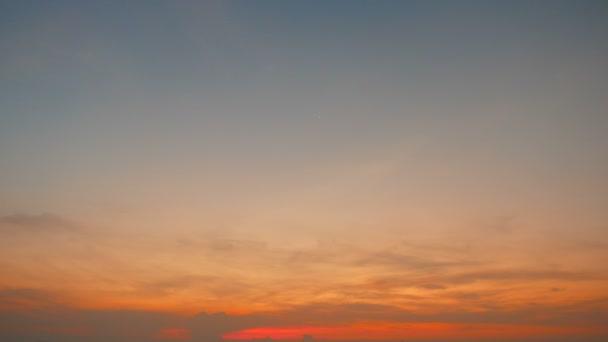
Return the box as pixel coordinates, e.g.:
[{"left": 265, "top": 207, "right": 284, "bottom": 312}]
[
  {"left": 223, "top": 326, "right": 356, "bottom": 340},
  {"left": 223, "top": 323, "right": 608, "bottom": 340},
  {"left": 224, "top": 327, "right": 323, "bottom": 340},
  {"left": 222, "top": 324, "right": 445, "bottom": 340}
]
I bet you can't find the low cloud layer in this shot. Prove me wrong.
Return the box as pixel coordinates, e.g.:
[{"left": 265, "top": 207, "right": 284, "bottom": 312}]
[{"left": 0, "top": 296, "right": 607, "bottom": 342}]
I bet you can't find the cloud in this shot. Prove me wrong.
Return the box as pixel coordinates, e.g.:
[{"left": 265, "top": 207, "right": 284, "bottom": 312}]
[
  {"left": 0, "top": 213, "right": 77, "bottom": 233},
  {"left": 0, "top": 308, "right": 271, "bottom": 342},
  {"left": 484, "top": 215, "right": 517, "bottom": 233},
  {"left": 206, "top": 239, "right": 268, "bottom": 253},
  {"left": 416, "top": 284, "right": 447, "bottom": 290},
  {"left": 0, "top": 299, "right": 607, "bottom": 342},
  {"left": 354, "top": 250, "right": 468, "bottom": 271},
  {"left": 188, "top": 312, "right": 272, "bottom": 341},
  {"left": 0, "top": 288, "right": 59, "bottom": 308},
  {"left": 446, "top": 269, "right": 606, "bottom": 284},
  {"left": 0, "top": 308, "right": 167, "bottom": 341},
  {"left": 131, "top": 274, "right": 256, "bottom": 299},
  {"left": 360, "top": 267, "right": 606, "bottom": 303},
  {"left": 450, "top": 292, "right": 481, "bottom": 300},
  {"left": 272, "top": 299, "right": 608, "bottom": 327}
]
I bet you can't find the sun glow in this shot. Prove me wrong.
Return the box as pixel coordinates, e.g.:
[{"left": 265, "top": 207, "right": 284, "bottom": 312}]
[{"left": 223, "top": 323, "right": 608, "bottom": 340}]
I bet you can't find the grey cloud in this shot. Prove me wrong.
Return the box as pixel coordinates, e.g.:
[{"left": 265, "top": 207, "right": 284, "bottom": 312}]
[
  {"left": 132, "top": 274, "right": 256, "bottom": 299},
  {"left": 367, "top": 268, "right": 606, "bottom": 292},
  {"left": 365, "top": 275, "right": 425, "bottom": 291},
  {"left": 485, "top": 215, "right": 517, "bottom": 233},
  {"left": 416, "top": 283, "right": 447, "bottom": 290},
  {"left": 0, "top": 288, "right": 59, "bottom": 307},
  {"left": 207, "top": 239, "right": 267, "bottom": 252},
  {"left": 132, "top": 275, "right": 216, "bottom": 296},
  {"left": 0, "top": 213, "right": 77, "bottom": 233},
  {"left": 0, "top": 288, "right": 49, "bottom": 301},
  {"left": 576, "top": 240, "right": 608, "bottom": 250},
  {"left": 0, "top": 300, "right": 606, "bottom": 342},
  {"left": 447, "top": 269, "right": 605, "bottom": 284},
  {"left": 275, "top": 299, "right": 608, "bottom": 327},
  {"left": 400, "top": 239, "right": 473, "bottom": 255},
  {"left": 283, "top": 240, "right": 363, "bottom": 267},
  {"left": 0, "top": 308, "right": 271, "bottom": 342},
  {"left": 450, "top": 292, "right": 481, "bottom": 300},
  {"left": 176, "top": 237, "right": 269, "bottom": 256},
  {"left": 355, "top": 251, "right": 459, "bottom": 270},
  {"left": 70, "top": 309, "right": 179, "bottom": 338},
  {"left": 363, "top": 271, "right": 505, "bottom": 292},
  {"left": 276, "top": 302, "right": 410, "bottom": 325},
  {"left": 188, "top": 312, "right": 272, "bottom": 341}
]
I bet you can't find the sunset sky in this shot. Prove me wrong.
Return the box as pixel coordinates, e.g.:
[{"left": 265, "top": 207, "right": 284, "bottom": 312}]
[{"left": 1, "top": 1, "right": 608, "bottom": 341}]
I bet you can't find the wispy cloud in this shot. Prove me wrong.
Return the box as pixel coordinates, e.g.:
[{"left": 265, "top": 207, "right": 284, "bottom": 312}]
[{"left": 0, "top": 213, "right": 78, "bottom": 233}]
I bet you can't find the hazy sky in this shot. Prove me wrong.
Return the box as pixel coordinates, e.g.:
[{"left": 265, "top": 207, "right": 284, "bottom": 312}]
[{"left": 1, "top": 1, "right": 607, "bottom": 341}]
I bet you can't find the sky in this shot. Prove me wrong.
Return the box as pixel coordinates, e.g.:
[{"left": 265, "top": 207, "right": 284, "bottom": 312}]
[{"left": 1, "top": 0, "right": 608, "bottom": 341}]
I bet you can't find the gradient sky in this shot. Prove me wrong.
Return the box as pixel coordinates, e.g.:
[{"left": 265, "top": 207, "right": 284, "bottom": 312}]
[{"left": 1, "top": 1, "right": 608, "bottom": 341}]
